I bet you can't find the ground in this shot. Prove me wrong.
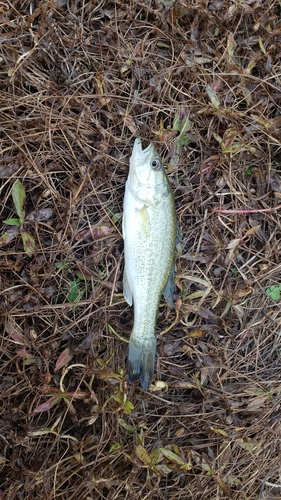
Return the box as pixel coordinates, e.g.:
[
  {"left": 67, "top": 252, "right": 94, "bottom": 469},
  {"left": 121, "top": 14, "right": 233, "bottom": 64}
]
[{"left": 0, "top": 1, "right": 281, "bottom": 499}]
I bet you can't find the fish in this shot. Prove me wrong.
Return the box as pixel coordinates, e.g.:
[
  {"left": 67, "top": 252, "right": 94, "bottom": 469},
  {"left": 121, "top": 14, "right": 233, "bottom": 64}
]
[{"left": 122, "top": 138, "right": 177, "bottom": 389}]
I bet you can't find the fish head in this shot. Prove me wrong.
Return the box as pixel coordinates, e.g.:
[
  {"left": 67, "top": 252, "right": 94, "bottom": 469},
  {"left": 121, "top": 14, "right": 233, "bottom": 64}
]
[{"left": 128, "top": 138, "right": 168, "bottom": 205}]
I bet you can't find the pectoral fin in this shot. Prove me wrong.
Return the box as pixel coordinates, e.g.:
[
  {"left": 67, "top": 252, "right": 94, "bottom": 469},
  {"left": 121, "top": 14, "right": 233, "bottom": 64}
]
[
  {"left": 163, "top": 224, "right": 182, "bottom": 308},
  {"left": 123, "top": 268, "right": 133, "bottom": 306},
  {"left": 163, "top": 264, "right": 175, "bottom": 309},
  {"left": 122, "top": 211, "right": 126, "bottom": 240}
]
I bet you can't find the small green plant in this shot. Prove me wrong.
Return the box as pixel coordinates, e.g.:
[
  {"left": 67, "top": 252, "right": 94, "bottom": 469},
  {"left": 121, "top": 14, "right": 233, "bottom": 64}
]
[
  {"left": 168, "top": 108, "right": 198, "bottom": 169},
  {"left": 266, "top": 284, "right": 281, "bottom": 301},
  {"left": 67, "top": 275, "right": 85, "bottom": 302},
  {"left": 0, "top": 179, "right": 35, "bottom": 256},
  {"left": 134, "top": 442, "right": 192, "bottom": 475},
  {"left": 0, "top": 179, "right": 52, "bottom": 256},
  {"left": 245, "top": 166, "right": 255, "bottom": 175},
  {"left": 56, "top": 261, "right": 92, "bottom": 303},
  {"left": 230, "top": 267, "right": 238, "bottom": 278}
]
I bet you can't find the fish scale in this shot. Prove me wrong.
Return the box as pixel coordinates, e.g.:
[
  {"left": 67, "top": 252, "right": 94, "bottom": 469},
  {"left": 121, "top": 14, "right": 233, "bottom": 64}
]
[{"left": 122, "top": 138, "right": 177, "bottom": 389}]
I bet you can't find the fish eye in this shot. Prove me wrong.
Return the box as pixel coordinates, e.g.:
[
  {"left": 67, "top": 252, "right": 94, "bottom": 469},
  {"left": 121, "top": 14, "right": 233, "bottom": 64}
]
[{"left": 151, "top": 158, "right": 162, "bottom": 170}]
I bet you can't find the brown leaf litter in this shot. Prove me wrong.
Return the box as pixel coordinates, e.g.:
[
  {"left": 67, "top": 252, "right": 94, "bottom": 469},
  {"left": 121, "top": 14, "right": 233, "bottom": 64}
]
[{"left": 0, "top": 1, "right": 281, "bottom": 499}]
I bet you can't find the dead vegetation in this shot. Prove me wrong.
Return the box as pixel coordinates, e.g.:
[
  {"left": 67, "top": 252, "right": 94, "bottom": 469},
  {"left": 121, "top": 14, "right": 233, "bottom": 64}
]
[{"left": 0, "top": 0, "right": 281, "bottom": 498}]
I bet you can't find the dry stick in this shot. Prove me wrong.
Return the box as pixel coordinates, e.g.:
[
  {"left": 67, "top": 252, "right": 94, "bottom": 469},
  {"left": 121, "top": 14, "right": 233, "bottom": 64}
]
[{"left": 214, "top": 203, "right": 281, "bottom": 214}]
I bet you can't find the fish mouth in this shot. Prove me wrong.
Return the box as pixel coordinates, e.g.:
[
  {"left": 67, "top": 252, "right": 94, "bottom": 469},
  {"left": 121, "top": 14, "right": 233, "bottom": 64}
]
[
  {"left": 132, "top": 138, "right": 155, "bottom": 159},
  {"left": 132, "top": 137, "right": 143, "bottom": 156}
]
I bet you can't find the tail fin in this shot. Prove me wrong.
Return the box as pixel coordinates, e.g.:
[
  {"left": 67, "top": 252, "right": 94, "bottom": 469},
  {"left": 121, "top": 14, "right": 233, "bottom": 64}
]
[{"left": 127, "top": 336, "right": 157, "bottom": 390}]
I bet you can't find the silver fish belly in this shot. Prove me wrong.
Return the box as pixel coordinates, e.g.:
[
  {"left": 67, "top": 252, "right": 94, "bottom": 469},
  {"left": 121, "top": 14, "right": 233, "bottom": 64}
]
[{"left": 122, "top": 138, "right": 176, "bottom": 389}]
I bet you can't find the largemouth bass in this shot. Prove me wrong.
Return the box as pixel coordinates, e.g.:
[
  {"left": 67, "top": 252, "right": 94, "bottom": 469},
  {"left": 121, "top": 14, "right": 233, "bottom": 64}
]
[{"left": 122, "top": 138, "right": 177, "bottom": 389}]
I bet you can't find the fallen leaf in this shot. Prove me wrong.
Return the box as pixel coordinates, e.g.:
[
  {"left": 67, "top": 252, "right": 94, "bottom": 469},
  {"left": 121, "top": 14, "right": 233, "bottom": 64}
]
[
  {"left": 0, "top": 163, "right": 20, "bottom": 178},
  {"left": 26, "top": 208, "right": 53, "bottom": 222},
  {"left": 10, "top": 330, "right": 25, "bottom": 344},
  {"left": 35, "top": 396, "right": 59, "bottom": 413},
  {"left": 55, "top": 348, "right": 73, "bottom": 372},
  {"left": 75, "top": 225, "right": 114, "bottom": 241},
  {"left": 21, "top": 229, "right": 36, "bottom": 256},
  {"left": 247, "top": 395, "right": 270, "bottom": 410},
  {"left": 5, "top": 318, "right": 25, "bottom": 344},
  {"left": 150, "top": 380, "right": 168, "bottom": 391},
  {"left": 216, "top": 477, "right": 233, "bottom": 498},
  {"left": 0, "top": 226, "right": 20, "bottom": 247},
  {"left": 95, "top": 74, "right": 110, "bottom": 106}
]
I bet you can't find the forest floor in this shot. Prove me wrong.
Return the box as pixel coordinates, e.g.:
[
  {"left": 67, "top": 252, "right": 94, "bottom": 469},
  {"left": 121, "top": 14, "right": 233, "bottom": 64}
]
[{"left": 1, "top": 1, "right": 281, "bottom": 499}]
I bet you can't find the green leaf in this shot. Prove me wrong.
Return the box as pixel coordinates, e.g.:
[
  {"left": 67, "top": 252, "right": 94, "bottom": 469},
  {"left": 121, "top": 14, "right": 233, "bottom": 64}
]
[
  {"left": 243, "top": 225, "right": 261, "bottom": 238},
  {"left": 21, "top": 230, "right": 35, "bottom": 256},
  {"left": 241, "top": 85, "right": 252, "bottom": 106},
  {"left": 117, "top": 418, "right": 135, "bottom": 433},
  {"left": 231, "top": 267, "right": 238, "bottom": 277},
  {"left": 178, "top": 133, "right": 198, "bottom": 146},
  {"left": 206, "top": 84, "right": 220, "bottom": 109},
  {"left": 213, "top": 132, "right": 222, "bottom": 144},
  {"left": 68, "top": 281, "right": 79, "bottom": 302},
  {"left": 237, "top": 438, "right": 258, "bottom": 452},
  {"left": 123, "top": 399, "right": 134, "bottom": 415},
  {"left": 177, "top": 135, "right": 189, "bottom": 147},
  {"left": 150, "top": 447, "right": 160, "bottom": 465},
  {"left": 157, "top": 41, "right": 170, "bottom": 49},
  {"left": 245, "top": 167, "right": 254, "bottom": 175},
  {"left": 159, "top": 0, "right": 177, "bottom": 10},
  {"left": 23, "top": 357, "right": 40, "bottom": 366},
  {"left": 135, "top": 445, "right": 151, "bottom": 465},
  {"left": 55, "top": 261, "right": 70, "bottom": 270},
  {"left": 173, "top": 109, "right": 192, "bottom": 134},
  {"left": 160, "top": 447, "right": 191, "bottom": 470},
  {"left": 111, "top": 395, "right": 122, "bottom": 404},
  {"left": 221, "top": 142, "right": 242, "bottom": 154},
  {"left": 266, "top": 285, "right": 281, "bottom": 301},
  {"left": 75, "top": 271, "right": 91, "bottom": 281},
  {"left": 12, "top": 180, "right": 26, "bottom": 223},
  {"left": 210, "top": 426, "right": 228, "bottom": 436},
  {"left": 109, "top": 443, "right": 121, "bottom": 453},
  {"left": 226, "top": 475, "right": 241, "bottom": 487},
  {"left": 4, "top": 218, "right": 21, "bottom": 226},
  {"left": 8, "top": 66, "right": 15, "bottom": 77}
]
